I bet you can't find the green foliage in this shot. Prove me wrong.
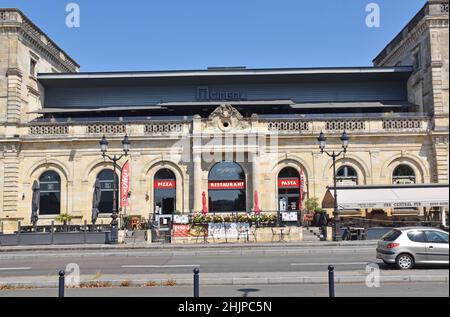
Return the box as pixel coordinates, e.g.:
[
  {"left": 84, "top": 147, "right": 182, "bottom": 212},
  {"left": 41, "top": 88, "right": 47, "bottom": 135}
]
[
  {"left": 305, "top": 198, "right": 320, "bottom": 212},
  {"left": 56, "top": 214, "right": 73, "bottom": 224}
]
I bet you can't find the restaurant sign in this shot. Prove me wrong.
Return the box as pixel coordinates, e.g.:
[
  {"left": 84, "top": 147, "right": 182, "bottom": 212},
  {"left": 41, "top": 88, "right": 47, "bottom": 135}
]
[
  {"left": 154, "top": 180, "right": 176, "bottom": 189},
  {"left": 208, "top": 181, "right": 245, "bottom": 190},
  {"left": 278, "top": 178, "right": 300, "bottom": 188},
  {"left": 339, "top": 200, "right": 449, "bottom": 210}
]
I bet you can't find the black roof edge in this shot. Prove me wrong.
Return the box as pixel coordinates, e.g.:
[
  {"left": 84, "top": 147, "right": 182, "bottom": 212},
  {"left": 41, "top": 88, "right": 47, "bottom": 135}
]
[{"left": 37, "top": 66, "right": 414, "bottom": 78}]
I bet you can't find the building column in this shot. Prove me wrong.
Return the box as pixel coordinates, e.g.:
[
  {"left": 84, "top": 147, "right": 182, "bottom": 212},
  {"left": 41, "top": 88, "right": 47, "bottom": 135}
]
[
  {"left": 2, "top": 144, "right": 20, "bottom": 215},
  {"left": 193, "top": 152, "right": 203, "bottom": 212},
  {"left": 432, "top": 135, "right": 449, "bottom": 184},
  {"left": 251, "top": 151, "right": 259, "bottom": 211},
  {"left": 6, "top": 68, "right": 23, "bottom": 123},
  {"left": 442, "top": 207, "right": 447, "bottom": 228}
]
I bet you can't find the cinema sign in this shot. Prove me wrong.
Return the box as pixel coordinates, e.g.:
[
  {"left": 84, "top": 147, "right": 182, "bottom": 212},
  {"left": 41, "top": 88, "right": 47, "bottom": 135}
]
[{"left": 196, "top": 86, "right": 246, "bottom": 101}]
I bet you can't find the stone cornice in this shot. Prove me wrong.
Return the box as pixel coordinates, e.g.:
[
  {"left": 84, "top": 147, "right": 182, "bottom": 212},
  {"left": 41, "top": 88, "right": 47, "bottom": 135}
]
[
  {"left": 376, "top": 17, "right": 448, "bottom": 66},
  {"left": 0, "top": 8, "right": 79, "bottom": 72},
  {"left": 374, "top": 0, "right": 449, "bottom": 66}
]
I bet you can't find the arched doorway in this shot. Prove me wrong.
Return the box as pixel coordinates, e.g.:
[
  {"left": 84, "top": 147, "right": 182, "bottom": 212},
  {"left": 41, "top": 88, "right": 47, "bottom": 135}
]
[
  {"left": 97, "top": 169, "right": 119, "bottom": 214},
  {"left": 208, "top": 162, "right": 246, "bottom": 212},
  {"left": 277, "top": 167, "right": 302, "bottom": 212},
  {"left": 154, "top": 169, "right": 176, "bottom": 215},
  {"left": 39, "top": 171, "right": 61, "bottom": 215}
]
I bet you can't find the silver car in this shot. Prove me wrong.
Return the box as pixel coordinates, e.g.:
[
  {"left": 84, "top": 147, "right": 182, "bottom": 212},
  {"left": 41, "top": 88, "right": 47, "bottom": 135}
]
[{"left": 376, "top": 227, "right": 449, "bottom": 270}]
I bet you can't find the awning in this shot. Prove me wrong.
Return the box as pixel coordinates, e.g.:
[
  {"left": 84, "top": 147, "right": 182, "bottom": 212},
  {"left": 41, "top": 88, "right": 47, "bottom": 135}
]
[{"left": 323, "top": 184, "right": 449, "bottom": 210}]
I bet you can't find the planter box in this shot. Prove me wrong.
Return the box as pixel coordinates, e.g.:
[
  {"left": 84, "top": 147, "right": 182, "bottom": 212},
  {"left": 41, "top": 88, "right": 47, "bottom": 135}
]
[
  {"left": 0, "top": 234, "right": 19, "bottom": 246},
  {"left": 18, "top": 233, "right": 52, "bottom": 245},
  {"left": 0, "top": 231, "right": 111, "bottom": 246}
]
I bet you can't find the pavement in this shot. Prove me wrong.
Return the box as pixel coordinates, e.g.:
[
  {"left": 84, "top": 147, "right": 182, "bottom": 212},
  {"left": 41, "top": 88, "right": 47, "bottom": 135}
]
[
  {"left": 1, "top": 283, "right": 448, "bottom": 297},
  {"left": 0, "top": 243, "right": 448, "bottom": 290}
]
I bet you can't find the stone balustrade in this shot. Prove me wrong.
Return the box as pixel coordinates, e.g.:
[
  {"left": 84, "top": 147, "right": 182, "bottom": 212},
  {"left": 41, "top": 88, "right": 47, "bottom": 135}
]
[{"left": 3, "top": 117, "right": 429, "bottom": 140}]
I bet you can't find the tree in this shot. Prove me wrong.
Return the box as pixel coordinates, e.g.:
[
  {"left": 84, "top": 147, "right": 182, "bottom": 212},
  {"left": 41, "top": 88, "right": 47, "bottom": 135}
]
[{"left": 305, "top": 198, "right": 320, "bottom": 213}]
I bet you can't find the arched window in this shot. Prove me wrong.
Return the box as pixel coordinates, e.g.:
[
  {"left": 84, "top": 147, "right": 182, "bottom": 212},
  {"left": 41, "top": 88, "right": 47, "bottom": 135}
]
[
  {"left": 39, "top": 171, "right": 61, "bottom": 215},
  {"left": 208, "top": 162, "right": 246, "bottom": 212},
  {"left": 154, "top": 169, "right": 176, "bottom": 215},
  {"left": 393, "top": 165, "right": 416, "bottom": 184},
  {"left": 98, "top": 169, "right": 119, "bottom": 214},
  {"left": 278, "top": 167, "right": 302, "bottom": 211},
  {"left": 337, "top": 166, "right": 358, "bottom": 185}
]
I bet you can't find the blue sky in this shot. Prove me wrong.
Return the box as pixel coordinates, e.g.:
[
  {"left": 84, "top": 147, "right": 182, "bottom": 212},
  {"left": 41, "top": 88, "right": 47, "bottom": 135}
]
[{"left": 3, "top": 0, "right": 426, "bottom": 71}]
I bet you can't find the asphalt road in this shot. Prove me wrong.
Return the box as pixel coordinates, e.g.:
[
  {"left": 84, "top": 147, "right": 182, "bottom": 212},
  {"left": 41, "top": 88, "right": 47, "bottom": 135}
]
[
  {"left": 0, "top": 283, "right": 448, "bottom": 297},
  {"left": 0, "top": 246, "right": 382, "bottom": 277}
]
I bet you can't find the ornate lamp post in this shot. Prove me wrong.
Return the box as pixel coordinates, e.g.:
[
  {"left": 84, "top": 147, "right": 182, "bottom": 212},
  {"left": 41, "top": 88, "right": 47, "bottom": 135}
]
[
  {"left": 317, "top": 131, "right": 349, "bottom": 241},
  {"left": 99, "top": 134, "right": 130, "bottom": 244}
]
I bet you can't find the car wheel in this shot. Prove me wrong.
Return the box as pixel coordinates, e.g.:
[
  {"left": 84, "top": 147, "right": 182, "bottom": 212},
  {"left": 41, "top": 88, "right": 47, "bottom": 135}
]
[{"left": 396, "top": 254, "right": 414, "bottom": 270}]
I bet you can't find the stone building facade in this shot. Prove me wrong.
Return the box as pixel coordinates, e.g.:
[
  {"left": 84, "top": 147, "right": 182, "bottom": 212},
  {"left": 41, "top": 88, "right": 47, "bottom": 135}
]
[
  {"left": 374, "top": 0, "right": 449, "bottom": 184},
  {"left": 0, "top": 3, "right": 448, "bottom": 231}
]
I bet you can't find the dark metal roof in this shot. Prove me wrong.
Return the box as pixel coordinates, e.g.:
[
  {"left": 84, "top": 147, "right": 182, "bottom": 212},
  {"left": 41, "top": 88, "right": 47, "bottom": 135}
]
[{"left": 38, "top": 66, "right": 413, "bottom": 87}]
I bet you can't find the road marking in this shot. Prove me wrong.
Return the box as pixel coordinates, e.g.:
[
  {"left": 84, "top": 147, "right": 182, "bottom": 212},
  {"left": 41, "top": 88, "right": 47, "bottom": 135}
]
[
  {"left": 290, "top": 262, "right": 369, "bottom": 266},
  {"left": 122, "top": 265, "right": 201, "bottom": 269},
  {"left": 0, "top": 267, "right": 31, "bottom": 271}
]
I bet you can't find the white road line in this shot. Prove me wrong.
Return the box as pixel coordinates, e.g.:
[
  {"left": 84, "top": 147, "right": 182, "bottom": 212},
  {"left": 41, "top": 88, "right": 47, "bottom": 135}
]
[
  {"left": 122, "top": 265, "right": 201, "bottom": 269},
  {"left": 0, "top": 267, "right": 31, "bottom": 271},
  {"left": 290, "top": 262, "right": 369, "bottom": 266}
]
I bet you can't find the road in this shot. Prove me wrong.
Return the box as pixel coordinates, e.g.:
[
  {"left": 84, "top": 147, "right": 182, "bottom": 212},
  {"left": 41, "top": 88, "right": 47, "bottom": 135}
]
[
  {"left": 0, "top": 283, "right": 448, "bottom": 297},
  {"left": 0, "top": 245, "right": 448, "bottom": 297},
  {"left": 0, "top": 246, "right": 388, "bottom": 276}
]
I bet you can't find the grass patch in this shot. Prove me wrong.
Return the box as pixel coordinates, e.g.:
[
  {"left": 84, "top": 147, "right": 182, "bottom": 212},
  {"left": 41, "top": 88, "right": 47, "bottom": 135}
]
[
  {"left": 144, "top": 281, "right": 158, "bottom": 287},
  {"left": 161, "top": 279, "right": 177, "bottom": 287},
  {"left": 78, "top": 281, "right": 112, "bottom": 289},
  {"left": 0, "top": 284, "right": 34, "bottom": 291},
  {"left": 120, "top": 280, "right": 131, "bottom": 287}
]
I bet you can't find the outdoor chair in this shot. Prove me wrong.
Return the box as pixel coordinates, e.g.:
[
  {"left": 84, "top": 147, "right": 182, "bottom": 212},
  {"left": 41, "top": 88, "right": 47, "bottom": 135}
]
[
  {"left": 237, "top": 227, "right": 249, "bottom": 243},
  {"left": 271, "top": 227, "right": 282, "bottom": 242},
  {"left": 280, "top": 227, "right": 291, "bottom": 243}
]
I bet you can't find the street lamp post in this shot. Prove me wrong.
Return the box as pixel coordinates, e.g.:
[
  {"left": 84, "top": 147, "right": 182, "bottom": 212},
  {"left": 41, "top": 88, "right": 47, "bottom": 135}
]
[
  {"left": 99, "top": 134, "right": 130, "bottom": 244},
  {"left": 317, "top": 131, "right": 349, "bottom": 241}
]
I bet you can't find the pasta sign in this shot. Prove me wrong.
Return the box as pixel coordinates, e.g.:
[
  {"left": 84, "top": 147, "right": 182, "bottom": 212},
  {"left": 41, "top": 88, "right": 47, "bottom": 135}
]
[{"left": 120, "top": 160, "right": 130, "bottom": 207}]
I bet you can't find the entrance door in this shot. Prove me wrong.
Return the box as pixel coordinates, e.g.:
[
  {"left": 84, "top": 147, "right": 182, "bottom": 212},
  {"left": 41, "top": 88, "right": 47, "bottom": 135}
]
[
  {"left": 154, "top": 169, "right": 177, "bottom": 215},
  {"left": 278, "top": 167, "right": 302, "bottom": 212},
  {"left": 162, "top": 198, "right": 175, "bottom": 215}
]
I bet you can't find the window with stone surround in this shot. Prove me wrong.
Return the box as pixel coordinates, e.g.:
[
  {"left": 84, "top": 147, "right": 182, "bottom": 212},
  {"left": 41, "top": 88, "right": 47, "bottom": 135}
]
[
  {"left": 30, "top": 59, "right": 37, "bottom": 77},
  {"left": 392, "top": 165, "right": 416, "bottom": 184},
  {"left": 336, "top": 166, "right": 358, "bottom": 186},
  {"left": 97, "top": 169, "right": 119, "bottom": 214},
  {"left": 39, "top": 171, "right": 61, "bottom": 215}
]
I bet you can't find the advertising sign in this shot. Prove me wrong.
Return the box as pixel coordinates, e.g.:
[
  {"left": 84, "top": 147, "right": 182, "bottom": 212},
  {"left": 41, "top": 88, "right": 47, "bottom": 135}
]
[{"left": 120, "top": 160, "right": 130, "bottom": 207}]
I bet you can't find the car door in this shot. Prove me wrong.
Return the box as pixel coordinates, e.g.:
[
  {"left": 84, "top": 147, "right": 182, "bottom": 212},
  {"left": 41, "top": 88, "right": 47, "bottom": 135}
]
[
  {"left": 424, "top": 230, "right": 449, "bottom": 263},
  {"left": 405, "top": 230, "right": 428, "bottom": 263}
]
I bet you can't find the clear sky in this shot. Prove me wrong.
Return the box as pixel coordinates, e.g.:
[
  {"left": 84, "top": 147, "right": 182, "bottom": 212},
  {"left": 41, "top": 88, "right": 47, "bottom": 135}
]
[{"left": 2, "top": 0, "right": 426, "bottom": 72}]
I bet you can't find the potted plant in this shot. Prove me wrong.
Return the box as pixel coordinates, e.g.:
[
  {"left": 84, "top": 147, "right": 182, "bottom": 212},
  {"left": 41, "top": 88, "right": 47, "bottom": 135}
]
[{"left": 56, "top": 214, "right": 73, "bottom": 232}]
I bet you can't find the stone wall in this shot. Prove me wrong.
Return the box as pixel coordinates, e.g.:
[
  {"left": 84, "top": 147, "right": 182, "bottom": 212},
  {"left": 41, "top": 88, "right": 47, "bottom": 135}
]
[{"left": 374, "top": 0, "right": 449, "bottom": 183}]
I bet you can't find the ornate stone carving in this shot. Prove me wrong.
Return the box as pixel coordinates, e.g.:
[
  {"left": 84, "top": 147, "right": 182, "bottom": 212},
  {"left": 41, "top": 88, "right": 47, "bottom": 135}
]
[
  {"left": 207, "top": 104, "right": 250, "bottom": 132},
  {"left": 433, "top": 135, "right": 449, "bottom": 145}
]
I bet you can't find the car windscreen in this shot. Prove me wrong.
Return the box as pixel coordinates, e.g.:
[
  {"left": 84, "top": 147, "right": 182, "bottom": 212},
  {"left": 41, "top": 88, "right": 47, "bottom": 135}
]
[{"left": 381, "top": 229, "right": 402, "bottom": 241}]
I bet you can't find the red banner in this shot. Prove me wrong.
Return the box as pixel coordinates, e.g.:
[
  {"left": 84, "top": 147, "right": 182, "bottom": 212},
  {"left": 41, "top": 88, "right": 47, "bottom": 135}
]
[
  {"left": 154, "top": 180, "right": 176, "bottom": 189},
  {"left": 120, "top": 160, "right": 130, "bottom": 207},
  {"left": 278, "top": 178, "right": 300, "bottom": 188},
  {"left": 208, "top": 181, "right": 245, "bottom": 190},
  {"left": 172, "top": 224, "right": 190, "bottom": 238}
]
